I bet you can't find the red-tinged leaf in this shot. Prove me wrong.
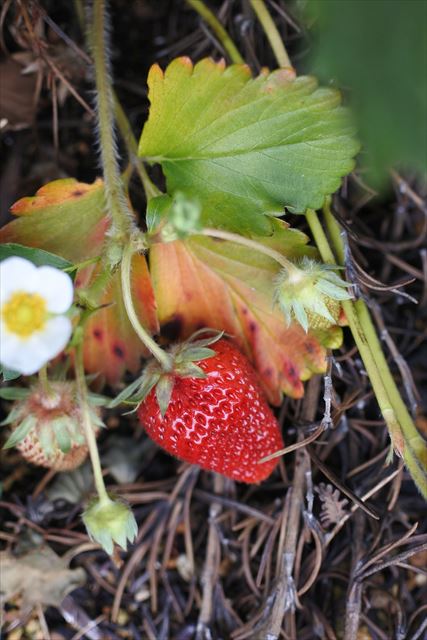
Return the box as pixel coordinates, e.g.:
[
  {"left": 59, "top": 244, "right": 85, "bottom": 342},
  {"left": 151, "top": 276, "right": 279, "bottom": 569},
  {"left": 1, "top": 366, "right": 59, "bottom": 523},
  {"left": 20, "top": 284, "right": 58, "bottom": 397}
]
[
  {"left": 1, "top": 179, "right": 159, "bottom": 383},
  {"left": 149, "top": 221, "right": 338, "bottom": 403},
  {"left": 82, "top": 254, "right": 159, "bottom": 384},
  {"left": 0, "top": 179, "right": 107, "bottom": 263}
]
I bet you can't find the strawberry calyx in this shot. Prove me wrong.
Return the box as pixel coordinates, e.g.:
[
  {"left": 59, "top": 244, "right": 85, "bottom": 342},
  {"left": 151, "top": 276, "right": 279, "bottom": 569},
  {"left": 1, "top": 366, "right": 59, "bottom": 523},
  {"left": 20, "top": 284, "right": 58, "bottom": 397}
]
[
  {"left": 109, "top": 329, "right": 224, "bottom": 416},
  {"left": 2, "top": 380, "right": 105, "bottom": 457}
]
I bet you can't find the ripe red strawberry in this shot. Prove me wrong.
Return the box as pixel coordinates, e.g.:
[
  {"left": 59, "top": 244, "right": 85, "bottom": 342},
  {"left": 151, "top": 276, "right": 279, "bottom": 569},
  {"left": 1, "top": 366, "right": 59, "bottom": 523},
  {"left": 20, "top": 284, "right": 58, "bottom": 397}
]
[
  {"left": 137, "top": 339, "right": 283, "bottom": 483},
  {"left": 4, "top": 381, "right": 103, "bottom": 471}
]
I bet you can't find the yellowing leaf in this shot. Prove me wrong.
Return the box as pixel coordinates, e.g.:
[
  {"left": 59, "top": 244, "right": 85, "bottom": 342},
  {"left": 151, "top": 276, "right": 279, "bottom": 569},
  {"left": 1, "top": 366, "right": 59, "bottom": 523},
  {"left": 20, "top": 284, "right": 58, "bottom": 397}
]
[
  {"left": 149, "top": 222, "right": 338, "bottom": 403},
  {"left": 81, "top": 254, "right": 159, "bottom": 384},
  {"left": 139, "top": 57, "right": 359, "bottom": 235},
  {"left": 1, "top": 545, "right": 85, "bottom": 608},
  {"left": 1, "top": 179, "right": 107, "bottom": 263},
  {"left": 1, "top": 179, "right": 158, "bottom": 383}
]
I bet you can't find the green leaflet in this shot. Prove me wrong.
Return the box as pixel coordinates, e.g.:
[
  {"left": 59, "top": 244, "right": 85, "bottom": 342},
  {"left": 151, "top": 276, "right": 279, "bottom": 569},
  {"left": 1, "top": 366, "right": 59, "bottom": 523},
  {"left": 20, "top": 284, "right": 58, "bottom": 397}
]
[
  {"left": 0, "top": 243, "right": 73, "bottom": 275},
  {"left": 139, "top": 58, "right": 359, "bottom": 235}
]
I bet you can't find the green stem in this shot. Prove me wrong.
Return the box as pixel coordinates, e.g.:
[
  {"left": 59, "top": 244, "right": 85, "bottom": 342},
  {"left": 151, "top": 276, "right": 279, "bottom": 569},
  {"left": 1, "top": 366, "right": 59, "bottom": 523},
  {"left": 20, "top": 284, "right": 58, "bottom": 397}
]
[
  {"left": 249, "top": 0, "right": 293, "bottom": 69},
  {"left": 186, "top": 0, "right": 244, "bottom": 64},
  {"left": 121, "top": 242, "right": 173, "bottom": 370},
  {"left": 91, "top": 0, "right": 135, "bottom": 239},
  {"left": 310, "top": 205, "right": 427, "bottom": 497},
  {"left": 75, "top": 343, "right": 109, "bottom": 504},
  {"left": 38, "top": 365, "right": 51, "bottom": 395},
  {"left": 200, "top": 227, "right": 298, "bottom": 273}
]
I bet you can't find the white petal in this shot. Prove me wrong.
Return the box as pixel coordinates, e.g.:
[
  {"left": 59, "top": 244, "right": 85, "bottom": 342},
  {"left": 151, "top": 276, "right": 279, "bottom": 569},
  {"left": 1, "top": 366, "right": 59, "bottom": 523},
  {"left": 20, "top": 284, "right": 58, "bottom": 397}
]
[
  {"left": 0, "top": 257, "right": 39, "bottom": 303},
  {"left": 0, "top": 324, "right": 24, "bottom": 370},
  {"left": 36, "top": 316, "right": 73, "bottom": 360},
  {"left": 35, "top": 266, "right": 74, "bottom": 313},
  {"left": 0, "top": 316, "right": 72, "bottom": 376}
]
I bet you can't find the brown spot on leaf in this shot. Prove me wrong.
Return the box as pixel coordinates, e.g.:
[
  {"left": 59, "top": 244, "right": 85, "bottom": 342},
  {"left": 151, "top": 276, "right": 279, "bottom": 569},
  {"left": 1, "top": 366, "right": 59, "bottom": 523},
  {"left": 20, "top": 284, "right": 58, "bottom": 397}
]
[
  {"left": 112, "top": 343, "right": 125, "bottom": 359},
  {"left": 72, "top": 189, "right": 85, "bottom": 197},
  {"left": 249, "top": 321, "right": 257, "bottom": 334}
]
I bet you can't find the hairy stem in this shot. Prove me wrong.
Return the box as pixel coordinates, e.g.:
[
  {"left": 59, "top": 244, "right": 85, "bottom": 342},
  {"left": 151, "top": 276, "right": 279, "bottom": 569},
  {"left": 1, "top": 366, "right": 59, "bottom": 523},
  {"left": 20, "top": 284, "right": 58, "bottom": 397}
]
[
  {"left": 75, "top": 343, "right": 109, "bottom": 504},
  {"left": 186, "top": 0, "right": 244, "bottom": 64},
  {"left": 91, "top": 0, "right": 135, "bottom": 239},
  {"left": 121, "top": 242, "right": 173, "bottom": 370},
  {"left": 249, "top": 0, "right": 293, "bottom": 69},
  {"left": 200, "top": 227, "right": 298, "bottom": 273}
]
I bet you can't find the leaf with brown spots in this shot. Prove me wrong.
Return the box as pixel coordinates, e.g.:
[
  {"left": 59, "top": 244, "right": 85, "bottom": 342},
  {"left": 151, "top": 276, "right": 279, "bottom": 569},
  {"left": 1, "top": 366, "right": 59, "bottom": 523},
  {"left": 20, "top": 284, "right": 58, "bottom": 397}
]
[
  {"left": 149, "top": 220, "right": 341, "bottom": 403},
  {"left": 81, "top": 254, "right": 159, "bottom": 384},
  {"left": 0, "top": 178, "right": 107, "bottom": 263},
  {"left": 1, "top": 179, "right": 159, "bottom": 383}
]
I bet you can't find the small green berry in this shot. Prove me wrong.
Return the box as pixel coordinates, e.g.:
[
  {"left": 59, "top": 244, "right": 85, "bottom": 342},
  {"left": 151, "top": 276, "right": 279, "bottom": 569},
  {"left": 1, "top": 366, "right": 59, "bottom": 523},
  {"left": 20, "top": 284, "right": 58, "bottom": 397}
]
[{"left": 83, "top": 495, "right": 138, "bottom": 555}]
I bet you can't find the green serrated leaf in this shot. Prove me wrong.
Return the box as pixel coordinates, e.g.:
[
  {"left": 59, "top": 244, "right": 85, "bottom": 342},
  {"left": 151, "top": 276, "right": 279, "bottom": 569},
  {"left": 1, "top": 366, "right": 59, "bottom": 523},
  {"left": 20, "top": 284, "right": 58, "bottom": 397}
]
[
  {"left": 3, "top": 416, "right": 36, "bottom": 449},
  {"left": 0, "top": 387, "right": 30, "bottom": 401},
  {"left": 139, "top": 58, "right": 359, "bottom": 235},
  {"left": 305, "top": 0, "right": 427, "bottom": 186},
  {"left": 0, "top": 243, "right": 74, "bottom": 277}
]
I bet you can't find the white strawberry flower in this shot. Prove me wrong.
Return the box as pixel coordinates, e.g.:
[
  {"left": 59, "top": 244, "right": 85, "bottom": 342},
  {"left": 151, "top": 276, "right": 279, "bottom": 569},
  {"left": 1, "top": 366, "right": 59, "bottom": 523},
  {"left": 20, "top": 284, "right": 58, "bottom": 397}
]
[{"left": 0, "top": 256, "right": 74, "bottom": 375}]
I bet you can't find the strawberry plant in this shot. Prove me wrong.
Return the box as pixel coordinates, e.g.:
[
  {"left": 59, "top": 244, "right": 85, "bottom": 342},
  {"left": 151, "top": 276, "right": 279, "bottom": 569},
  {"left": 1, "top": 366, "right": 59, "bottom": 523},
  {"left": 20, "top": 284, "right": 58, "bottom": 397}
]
[{"left": 0, "top": 0, "right": 426, "bottom": 567}]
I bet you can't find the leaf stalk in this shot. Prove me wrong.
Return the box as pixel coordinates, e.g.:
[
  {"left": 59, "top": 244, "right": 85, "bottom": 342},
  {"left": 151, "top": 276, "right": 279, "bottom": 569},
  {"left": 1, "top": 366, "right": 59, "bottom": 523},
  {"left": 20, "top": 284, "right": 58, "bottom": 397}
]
[
  {"left": 185, "top": 0, "right": 244, "bottom": 64},
  {"left": 249, "top": 0, "right": 293, "bottom": 70}
]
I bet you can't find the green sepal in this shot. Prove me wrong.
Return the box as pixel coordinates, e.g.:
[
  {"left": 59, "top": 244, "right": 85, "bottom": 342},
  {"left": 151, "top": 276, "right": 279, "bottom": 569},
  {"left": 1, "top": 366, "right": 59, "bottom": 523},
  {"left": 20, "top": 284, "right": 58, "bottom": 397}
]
[
  {"left": 175, "top": 347, "right": 216, "bottom": 363},
  {"left": 88, "top": 393, "right": 110, "bottom": 407},
  {"left": 3, "top": 415, "right": 36, "bottom": 449},
  {"left": 1, "top": 367, "right": 21, "bottom": 382},
  {"left": 53, "top": 418, "right": 72, "bottom": 454},
  {"left": 108, "top": 376, "right": 147, "bottom": 408},
  {"left": 155, "top": 375, "right": 174, "bottom": 417},
  {"left": 176, "top": 363, "right": 206, "bottom": 379},
  {"left": 0, "top": 387, "right": 31, "bottom": 401},
  {"left": 39, "top": 425, "right": 54, "bottom": 458},
  {"left": 82, "top": 494, "right": 138, "bottom": 555}
]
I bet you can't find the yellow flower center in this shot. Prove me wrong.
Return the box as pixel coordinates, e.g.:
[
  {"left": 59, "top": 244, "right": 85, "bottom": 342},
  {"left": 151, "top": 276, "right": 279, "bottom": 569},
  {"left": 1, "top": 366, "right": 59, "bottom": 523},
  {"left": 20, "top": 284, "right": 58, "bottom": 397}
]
[{"left": 2, "top": 291, "right": 47, "bottom": 337}]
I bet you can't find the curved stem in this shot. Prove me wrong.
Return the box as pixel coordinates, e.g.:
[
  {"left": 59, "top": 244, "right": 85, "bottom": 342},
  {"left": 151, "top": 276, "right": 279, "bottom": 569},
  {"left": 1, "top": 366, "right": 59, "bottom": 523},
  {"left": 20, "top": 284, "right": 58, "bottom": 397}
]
[
  {"left": 200, "top": 227, "right": 298, "bottom": 273},
  {"left": 91, "top": 0, "right": 135, "bottom": 238},
  {"left": 186, "top": 0, "right": 244, "bottom": 64},
  {"left": 121, "top": 242, "right": 173, "bottom": 370},
  {"left": 249, "top": 0, "right": 293, "bottom": 69},
  {"left": 75, "top": 343, "right": 109, "bottom": 504}
]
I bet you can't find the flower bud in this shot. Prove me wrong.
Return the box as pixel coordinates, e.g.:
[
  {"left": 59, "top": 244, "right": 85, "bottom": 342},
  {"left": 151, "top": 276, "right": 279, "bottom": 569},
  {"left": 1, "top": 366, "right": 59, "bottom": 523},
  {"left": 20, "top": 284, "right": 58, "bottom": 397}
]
[
  {"left": 83, "top": 495, "right": 138, "bottom": 555},
  {"left": 274, "top": 257, "right": 352, "bottom": 332}
]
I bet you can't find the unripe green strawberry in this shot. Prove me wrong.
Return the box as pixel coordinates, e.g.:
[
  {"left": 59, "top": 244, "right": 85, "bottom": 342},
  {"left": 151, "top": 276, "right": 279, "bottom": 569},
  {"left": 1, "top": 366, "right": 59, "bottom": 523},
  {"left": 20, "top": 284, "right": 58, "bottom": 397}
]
[
  {"left": 275, "top": 257, "right": 351, "bottom": 332},
  {"left": 3, "top": 381, "right": 103, "bottom": 471}
]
